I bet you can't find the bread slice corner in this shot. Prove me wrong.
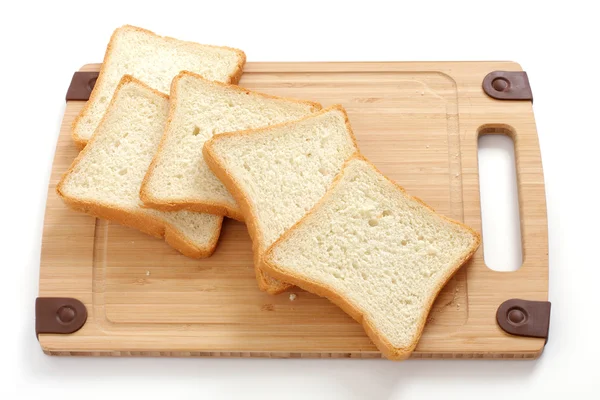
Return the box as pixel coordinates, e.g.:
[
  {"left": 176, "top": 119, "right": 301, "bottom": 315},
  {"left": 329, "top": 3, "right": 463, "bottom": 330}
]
[
  {"left": 58, "top": 74, "right": 223, "bottom": 259},
  {"left": 262, "top": 155, "right": 481, "bottom": 359},
  {"left": 71, "top": 25, "right": 246, "bottom": 148}
]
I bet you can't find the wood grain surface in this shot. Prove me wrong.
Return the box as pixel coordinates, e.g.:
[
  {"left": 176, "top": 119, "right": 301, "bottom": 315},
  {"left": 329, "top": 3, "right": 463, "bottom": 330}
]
[{"left": 38, "top": 62, "right": 548, "bottom": 359}]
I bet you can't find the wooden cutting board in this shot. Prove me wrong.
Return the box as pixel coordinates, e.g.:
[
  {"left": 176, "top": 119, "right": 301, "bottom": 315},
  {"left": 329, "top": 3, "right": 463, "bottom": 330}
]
[{"left": 38, "top": 62, "right": 549, "bottom": 359}]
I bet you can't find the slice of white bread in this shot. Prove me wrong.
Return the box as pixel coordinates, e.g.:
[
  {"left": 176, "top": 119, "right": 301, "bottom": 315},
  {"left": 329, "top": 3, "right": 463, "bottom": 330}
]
[
  {"left": 71, "top": 25, "right": 246, "bottom": 148},
  {"left": 262, "top": 156, "right": 481, "bottom": 360},
  {"left": 57, "top": 75, "right": 223, "bottom": 258},
  {"left": 140, "top": 71, "right": 322, "bottom": 221},
  {"left": 203, "top": 106, "right": 360, "bottom": 293}
]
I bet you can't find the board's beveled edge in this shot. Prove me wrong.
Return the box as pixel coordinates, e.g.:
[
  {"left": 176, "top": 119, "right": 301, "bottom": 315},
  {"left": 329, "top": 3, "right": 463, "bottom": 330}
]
[{"left": 41, "top": 349, "right": 543, "bottom": 359}]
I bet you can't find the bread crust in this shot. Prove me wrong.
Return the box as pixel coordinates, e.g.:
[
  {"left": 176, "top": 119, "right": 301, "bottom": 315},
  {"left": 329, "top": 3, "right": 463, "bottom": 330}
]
[
  {"left": 261, "top": 154, "right": 481, "bottom": 360},
  {"left": 58, "top": 75, "right": 223, "bottom": 259},
  {"left": 139, "top": 70, "right": 323, "bottom": 222},
  {"left": 71, "top": 25, "right": 246, "bottom": 147},
  {"left": 202, "top": 105, "right": 360, "bottom": 294}
]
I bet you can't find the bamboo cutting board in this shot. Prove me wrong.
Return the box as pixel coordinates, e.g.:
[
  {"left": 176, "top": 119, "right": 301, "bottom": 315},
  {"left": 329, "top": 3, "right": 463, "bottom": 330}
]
[{"left": 38, "top": 62, "right": 549, "bottom": 359}]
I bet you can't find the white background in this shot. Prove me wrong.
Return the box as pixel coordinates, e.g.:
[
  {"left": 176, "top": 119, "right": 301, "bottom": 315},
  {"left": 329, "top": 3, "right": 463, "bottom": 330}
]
[{"left": 1, "top": 0, "right": 599, "bottom": 398}]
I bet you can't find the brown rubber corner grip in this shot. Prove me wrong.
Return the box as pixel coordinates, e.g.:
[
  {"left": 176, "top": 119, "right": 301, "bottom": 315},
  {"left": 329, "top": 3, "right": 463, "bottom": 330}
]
[
  {"left": 496, "top": 299, "right": 551, "bottom": 343},
  {"left": 482, "top": 71, "right": 533, "bottom": 102},
  {"left": 36, "top": 297, "right": 87, "bottom": 339},
  {"left": 65, "top": 71, "right": 99, "bottom": 101}
]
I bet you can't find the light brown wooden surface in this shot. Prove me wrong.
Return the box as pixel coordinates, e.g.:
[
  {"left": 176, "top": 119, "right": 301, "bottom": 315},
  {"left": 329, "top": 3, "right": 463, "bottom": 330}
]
[{"left": 39, "top": 62, "right": 548, "bottom": 359}]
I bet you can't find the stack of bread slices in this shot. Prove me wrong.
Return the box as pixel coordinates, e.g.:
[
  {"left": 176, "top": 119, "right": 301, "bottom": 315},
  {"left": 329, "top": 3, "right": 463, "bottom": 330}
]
[{"left": 57, "top": 25, "right": 481, "bottom": 360}]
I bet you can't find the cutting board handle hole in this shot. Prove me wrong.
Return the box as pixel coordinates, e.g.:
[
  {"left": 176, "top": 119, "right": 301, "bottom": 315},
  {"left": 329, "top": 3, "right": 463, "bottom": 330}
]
[{"left": 477, "top": 126, "right": 523, "bottom": 272}]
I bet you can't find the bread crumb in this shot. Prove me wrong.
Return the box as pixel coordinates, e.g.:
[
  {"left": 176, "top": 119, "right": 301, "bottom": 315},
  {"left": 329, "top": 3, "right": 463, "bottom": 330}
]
[
  {"left": 289, "top": 293, "right": 297, "bottom": 301},
  {"left": 426, "top": 145, "right": 429, "bottom": 149},
  {"left": 146, "top": 271, "right": 150, "bottom": 276}
]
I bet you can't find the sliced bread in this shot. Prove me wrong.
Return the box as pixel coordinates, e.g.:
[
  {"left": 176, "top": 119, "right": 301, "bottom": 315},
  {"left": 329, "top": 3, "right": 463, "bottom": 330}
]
[
  {"left": 71, "top": 25, "right": 246, "bottom": 147},
  {"left": 203, "top": 106, "right": 360, "bottom": 293},
  {"left": 140, "top": 71, "right": 322, "bottom": 221},
  {"left": 262, "top": 156, "right": 481, "bottom": 360},
  {"left": 57, "top": 75, "right": 223, "bottom": 258}
]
